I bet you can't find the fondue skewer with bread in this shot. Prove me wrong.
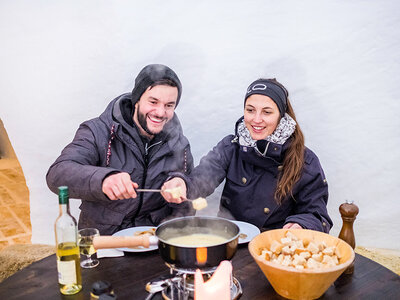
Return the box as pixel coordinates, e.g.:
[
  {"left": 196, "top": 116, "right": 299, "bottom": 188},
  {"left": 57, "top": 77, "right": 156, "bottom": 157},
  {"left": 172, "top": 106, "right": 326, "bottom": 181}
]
[{"left": 136, "top": 187, "right": 208, "bottom": 210}]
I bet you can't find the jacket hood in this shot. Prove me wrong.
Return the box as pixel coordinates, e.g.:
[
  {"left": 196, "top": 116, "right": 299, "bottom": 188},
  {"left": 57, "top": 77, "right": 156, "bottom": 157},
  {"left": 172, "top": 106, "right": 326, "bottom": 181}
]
[{"left": 234, "top": 116, "right": 245, "bottom": 136}]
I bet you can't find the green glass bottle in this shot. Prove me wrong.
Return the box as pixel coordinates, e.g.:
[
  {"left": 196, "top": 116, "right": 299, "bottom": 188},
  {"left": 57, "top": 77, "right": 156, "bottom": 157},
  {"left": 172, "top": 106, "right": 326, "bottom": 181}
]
[{"left": 55, "top": 186, "right": 82, "bottom": 295}]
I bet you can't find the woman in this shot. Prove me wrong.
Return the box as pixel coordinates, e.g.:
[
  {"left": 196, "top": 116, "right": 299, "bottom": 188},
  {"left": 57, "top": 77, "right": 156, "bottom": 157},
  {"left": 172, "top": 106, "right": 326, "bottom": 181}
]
[{"left": 162, "top": 78, "right": 332, "bottom": 232}]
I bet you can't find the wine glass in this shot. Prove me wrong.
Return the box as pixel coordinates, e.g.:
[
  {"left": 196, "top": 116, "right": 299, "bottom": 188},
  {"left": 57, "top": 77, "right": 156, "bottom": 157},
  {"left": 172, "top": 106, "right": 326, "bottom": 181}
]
[{"left": 78, "top": 228, "right": 100, "bottom": 268}]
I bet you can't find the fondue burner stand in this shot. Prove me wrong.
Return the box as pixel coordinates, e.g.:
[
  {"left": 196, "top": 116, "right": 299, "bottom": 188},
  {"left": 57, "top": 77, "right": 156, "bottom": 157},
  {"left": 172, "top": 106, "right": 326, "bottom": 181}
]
[{"left": 160, "top": 263, "right": 242, "bottom": 300}]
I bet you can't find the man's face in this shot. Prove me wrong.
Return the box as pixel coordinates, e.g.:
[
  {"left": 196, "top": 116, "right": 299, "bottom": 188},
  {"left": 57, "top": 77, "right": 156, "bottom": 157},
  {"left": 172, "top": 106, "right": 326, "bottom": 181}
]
[{"left": 133, "top": 85, "right": 178, "bottom": 139}]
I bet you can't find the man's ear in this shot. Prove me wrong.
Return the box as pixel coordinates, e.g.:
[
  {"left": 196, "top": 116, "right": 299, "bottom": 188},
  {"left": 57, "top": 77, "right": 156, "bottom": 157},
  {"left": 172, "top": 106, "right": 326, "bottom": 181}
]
[
  {"left": 133, "top": 102, "right": 139, "bottom": 116},
  {"left": 132, "top": 102, "right": 138, "bottom": 122}
]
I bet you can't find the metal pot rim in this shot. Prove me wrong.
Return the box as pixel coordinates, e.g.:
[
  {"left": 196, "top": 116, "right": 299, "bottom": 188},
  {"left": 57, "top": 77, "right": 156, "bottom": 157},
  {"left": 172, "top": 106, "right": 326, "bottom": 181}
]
[{"left": 155, "top": 216, "right": 240, "bottom": 247}]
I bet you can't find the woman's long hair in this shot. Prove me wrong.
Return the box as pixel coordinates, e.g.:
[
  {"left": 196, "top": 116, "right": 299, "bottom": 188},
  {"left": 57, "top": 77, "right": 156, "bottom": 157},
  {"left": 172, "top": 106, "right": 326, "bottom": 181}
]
[{"left": 268, "top": 79, "right": 305, "bottom": 204}]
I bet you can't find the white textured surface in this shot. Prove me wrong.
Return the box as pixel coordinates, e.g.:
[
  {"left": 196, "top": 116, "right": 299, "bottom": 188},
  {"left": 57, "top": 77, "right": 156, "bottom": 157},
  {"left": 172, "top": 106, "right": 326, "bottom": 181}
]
[
  {"left": 0, "top": 1, "right": 399, "bottom": 249},
  {"left": 97, "top": 248, "right": 124, "bottom": 259}
]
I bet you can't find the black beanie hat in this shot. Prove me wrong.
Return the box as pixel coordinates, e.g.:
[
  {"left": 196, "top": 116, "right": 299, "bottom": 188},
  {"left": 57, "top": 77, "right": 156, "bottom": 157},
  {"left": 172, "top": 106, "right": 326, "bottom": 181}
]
[
  {"left": 131, "top": 64, "right": 182, "bottom": 107},
  {"left": 245, "top": 79, "right": 288, "bottom": 117}
]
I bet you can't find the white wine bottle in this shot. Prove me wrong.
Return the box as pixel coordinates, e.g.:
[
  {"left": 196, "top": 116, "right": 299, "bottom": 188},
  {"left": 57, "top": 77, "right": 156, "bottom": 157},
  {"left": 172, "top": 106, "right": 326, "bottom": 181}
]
[{"left": 55, "top": 186, "right": 82, "bottom": 295}]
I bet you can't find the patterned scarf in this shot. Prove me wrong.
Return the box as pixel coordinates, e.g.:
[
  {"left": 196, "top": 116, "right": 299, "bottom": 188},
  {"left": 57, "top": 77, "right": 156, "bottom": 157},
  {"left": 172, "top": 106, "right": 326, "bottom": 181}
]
[{"left": 238, "top": 113, "right": 296, "bottom": 147}]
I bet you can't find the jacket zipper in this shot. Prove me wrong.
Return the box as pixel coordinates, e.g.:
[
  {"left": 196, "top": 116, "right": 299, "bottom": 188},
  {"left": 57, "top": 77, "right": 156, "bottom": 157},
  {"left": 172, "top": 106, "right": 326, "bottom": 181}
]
[
  {"left": 255, "top": 141, "right": 270, "bottom": 157},
  {"left": 145, "top": 140, "right": 162, "bottom": 157},
  {"left": 234, "top": 136, "right": 281, "bottom": 165},
  {"left": 132, "top": 141, "right": 158, "bottom": 223}
]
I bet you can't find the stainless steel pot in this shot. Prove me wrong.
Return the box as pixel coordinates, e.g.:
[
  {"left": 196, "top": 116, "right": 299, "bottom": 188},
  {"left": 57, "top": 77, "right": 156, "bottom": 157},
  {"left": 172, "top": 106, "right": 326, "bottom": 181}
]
[
  {"left": 93, "top": 216, "right": 240, "bottom": 268},
  {"left": 156, "top": 216, "right": 239, "bottom": 268}
]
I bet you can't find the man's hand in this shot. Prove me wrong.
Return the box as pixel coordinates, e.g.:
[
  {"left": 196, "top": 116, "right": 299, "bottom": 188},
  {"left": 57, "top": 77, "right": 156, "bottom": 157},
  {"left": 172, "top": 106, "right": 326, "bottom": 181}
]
[
  {"left": 161, "top": 177, "right": 187, "bottom": 204},
  {"left": 102, "top": 172, "right": 139, "bottom": 200},
  {"left": 283, "top": 222, "right": 302, "bottom": 229}
]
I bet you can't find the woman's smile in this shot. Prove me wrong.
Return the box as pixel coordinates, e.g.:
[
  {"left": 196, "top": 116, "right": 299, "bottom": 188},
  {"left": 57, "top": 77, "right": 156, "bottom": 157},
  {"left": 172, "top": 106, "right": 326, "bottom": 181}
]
[{"left": 251, "top": 125, "right": 265, "bottom": 132}]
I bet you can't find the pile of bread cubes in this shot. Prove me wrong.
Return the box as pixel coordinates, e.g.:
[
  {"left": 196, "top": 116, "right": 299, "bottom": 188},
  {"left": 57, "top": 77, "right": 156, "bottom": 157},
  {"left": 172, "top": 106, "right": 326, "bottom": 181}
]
[{"left": 259, "top": 231, "right": 342, "bottom": 270}]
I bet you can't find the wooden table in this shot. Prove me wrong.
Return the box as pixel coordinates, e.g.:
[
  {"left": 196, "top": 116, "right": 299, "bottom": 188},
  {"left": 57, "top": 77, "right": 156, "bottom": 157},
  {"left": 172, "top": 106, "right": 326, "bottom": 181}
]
[{"left": 0, "top": 244, "right": 399, "bottom": 299}]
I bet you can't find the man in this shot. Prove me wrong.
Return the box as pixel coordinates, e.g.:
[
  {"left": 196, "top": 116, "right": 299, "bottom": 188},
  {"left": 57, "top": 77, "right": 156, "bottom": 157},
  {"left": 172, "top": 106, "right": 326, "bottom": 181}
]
[{"left": 46, "top": 64, "right": 194, "bottom": 235}]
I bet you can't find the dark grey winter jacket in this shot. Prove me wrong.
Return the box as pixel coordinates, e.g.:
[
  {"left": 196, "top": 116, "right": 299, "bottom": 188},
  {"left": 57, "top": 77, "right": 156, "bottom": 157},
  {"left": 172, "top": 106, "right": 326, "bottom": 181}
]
[
  {"left": 181, "top": 117, "right": 333, "bottom": 233},
  {"left": 46, "top": 93, "right": 194, "bottom": 235}
]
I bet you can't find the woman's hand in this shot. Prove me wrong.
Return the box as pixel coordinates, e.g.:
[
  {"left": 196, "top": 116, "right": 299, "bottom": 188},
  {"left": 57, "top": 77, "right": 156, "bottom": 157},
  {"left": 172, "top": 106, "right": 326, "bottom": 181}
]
[
  {"left": 102, "top": 172, "right": 138, "bottom": 200},
  {"left": 283, "top": 222, "right": 302, "bottom": 229},
  {"left": 161, "top": 177, "right": 187, "bottom": 204}
]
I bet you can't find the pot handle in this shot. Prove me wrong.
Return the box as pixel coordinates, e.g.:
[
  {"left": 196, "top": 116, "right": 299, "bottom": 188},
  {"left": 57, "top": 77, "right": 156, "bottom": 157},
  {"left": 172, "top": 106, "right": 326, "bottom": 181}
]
[{"left": 93, "top": 235, "right": 157, "bottom": 249}]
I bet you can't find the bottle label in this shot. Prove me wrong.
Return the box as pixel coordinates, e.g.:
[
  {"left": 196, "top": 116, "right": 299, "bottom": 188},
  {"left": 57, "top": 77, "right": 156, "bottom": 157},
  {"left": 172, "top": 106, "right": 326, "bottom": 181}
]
[{"left": 57, "top": 260, "right": 77, "bottom": 284}]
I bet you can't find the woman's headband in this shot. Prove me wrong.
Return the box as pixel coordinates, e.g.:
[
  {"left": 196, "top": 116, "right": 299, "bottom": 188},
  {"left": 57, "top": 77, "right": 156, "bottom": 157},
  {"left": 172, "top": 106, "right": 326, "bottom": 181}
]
[{"left": 245, "top": 79, "right": 288, "bottom": 117}]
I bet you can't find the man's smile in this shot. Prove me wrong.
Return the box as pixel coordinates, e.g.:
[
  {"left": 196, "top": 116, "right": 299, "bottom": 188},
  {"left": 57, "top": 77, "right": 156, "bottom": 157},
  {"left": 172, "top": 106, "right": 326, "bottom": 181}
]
[{"left": 147, "top": 114, "right": 166, "bottom": 125}]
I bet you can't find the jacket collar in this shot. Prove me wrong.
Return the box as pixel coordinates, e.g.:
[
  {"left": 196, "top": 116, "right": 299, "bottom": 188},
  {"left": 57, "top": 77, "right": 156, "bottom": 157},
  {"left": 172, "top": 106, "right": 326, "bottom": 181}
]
[{"left": 233, "top": 116, "right": 291, "bottom": 163}]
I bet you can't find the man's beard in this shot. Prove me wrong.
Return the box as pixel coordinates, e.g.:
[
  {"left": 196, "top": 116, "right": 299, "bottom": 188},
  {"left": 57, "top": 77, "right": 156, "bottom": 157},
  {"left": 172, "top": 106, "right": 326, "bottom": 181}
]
[{"left": 137, "top": 104, "right": 166, "bottom": 136}]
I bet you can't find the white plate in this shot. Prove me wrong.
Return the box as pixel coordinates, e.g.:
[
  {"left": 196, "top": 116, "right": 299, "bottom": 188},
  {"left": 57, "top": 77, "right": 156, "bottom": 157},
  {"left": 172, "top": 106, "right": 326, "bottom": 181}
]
[
  {"left": 232, "top": 221, "right": 260, "bottom": 244},
  {"left": 112, "top": 226, "right": 158, "bottom": 252}
]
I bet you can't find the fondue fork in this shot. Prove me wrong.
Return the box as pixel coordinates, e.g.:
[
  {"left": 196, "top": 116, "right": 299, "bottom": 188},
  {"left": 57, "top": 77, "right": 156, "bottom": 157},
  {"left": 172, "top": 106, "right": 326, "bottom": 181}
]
[
  {"left": 136, "top": 188, "right": 163, "bottom": 193},
  {"left": 136, "top": 189, "right": 208, "bottom": 210}
]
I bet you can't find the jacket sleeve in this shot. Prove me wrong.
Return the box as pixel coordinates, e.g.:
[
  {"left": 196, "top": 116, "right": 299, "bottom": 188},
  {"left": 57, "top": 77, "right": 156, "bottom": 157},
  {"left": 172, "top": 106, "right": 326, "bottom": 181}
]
[
  {"left": 168, "top": 144, "right": 196, "bottom": 216},
  {"left": 284, "top": 155, "right": 333, "bottom": 233},
  {"left": 46, "top": 121, "right": 119, "bottom": 203},
  {"left": 185, "top": 136, "right": 234, "bottom": 199}
]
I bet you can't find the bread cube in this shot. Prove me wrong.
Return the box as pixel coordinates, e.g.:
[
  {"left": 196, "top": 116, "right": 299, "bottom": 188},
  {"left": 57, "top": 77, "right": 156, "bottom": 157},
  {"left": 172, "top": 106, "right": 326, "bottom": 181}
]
[
  {"left": 307, "top": 242, "right": 320, "bottom": 254},
  {"left": 280, "top": 237, "right": 292, "bottom": 246},
  {"left": 281, "top": 255, "right": 292, "bottom": 266},
  {"left": 285, "top": 231, "right": 299, "bottom": 241},
  {"left": 317, "top": 241, "right": 327, "bottom": 251},
  {"left": 261, "top": 249, "right": 272, "bottom": 261},
  {"left": 192, "top": 197, "right": 208, "bottom": 210},
  {"left": 322, "top": 246, "right": 334, "bottom": 256},
  {"left": 299, "top": 251, "right": 311, "bottom": 259},
  {"left": 292, "top": 254, "right": 306, "bottom": 266},
  {"left": 305, "top": 258, "right": 320, "bottom": 269},
  {"left": 311, "top": 252, "right": 323, "bottom": 262},
  {"left": 271, "top": 240, "right": 283, "bottom": 254}
]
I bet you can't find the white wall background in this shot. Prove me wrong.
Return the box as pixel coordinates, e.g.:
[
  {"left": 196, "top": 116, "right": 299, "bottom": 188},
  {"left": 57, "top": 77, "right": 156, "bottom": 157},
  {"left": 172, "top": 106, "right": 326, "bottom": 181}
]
[{"left": 1, "top": 0, "right": 399, "bottom": 249}]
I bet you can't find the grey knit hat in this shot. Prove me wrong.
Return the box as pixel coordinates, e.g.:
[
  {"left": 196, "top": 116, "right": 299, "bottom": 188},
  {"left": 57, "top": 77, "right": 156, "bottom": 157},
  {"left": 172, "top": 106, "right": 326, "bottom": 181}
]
[{"left": 131, "top": 64, "right": 182, "bottom": 107}]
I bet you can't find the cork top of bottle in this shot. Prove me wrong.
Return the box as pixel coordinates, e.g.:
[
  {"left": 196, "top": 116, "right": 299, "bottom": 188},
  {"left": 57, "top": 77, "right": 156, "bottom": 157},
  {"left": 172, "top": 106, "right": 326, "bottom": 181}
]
[{"left": 58, "top": 186, "right": 69, "bottom": 204}]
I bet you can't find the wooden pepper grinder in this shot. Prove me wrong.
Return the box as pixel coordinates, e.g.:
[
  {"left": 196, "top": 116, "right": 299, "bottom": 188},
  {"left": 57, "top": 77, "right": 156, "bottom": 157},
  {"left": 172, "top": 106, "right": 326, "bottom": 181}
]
[{"left": 338, "top": 199, "right": 359, "bottom": 274}]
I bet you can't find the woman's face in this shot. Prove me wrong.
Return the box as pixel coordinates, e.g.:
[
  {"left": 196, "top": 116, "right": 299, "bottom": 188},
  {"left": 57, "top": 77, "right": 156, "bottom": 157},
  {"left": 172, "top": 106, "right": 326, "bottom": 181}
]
[{"left": 244, "top": 94, "right": 281, "bottom": 140}]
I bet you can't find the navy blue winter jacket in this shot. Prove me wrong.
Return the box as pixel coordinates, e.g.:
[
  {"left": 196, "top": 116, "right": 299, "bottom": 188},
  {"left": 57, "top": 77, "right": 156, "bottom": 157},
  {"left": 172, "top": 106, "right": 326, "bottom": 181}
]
[{"left": 183, "top": 117, "right": 333, "bottom": 233}]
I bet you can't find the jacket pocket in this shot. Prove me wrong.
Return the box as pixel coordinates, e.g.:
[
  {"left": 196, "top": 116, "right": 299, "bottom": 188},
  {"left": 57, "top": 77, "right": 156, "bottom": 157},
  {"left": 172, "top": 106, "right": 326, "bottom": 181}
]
[
  {"left": 223, "top": 168, "right": 254, "bottom": 209},
  {"left": 225, "top": 164, "right": 253, "bottom": 187}
]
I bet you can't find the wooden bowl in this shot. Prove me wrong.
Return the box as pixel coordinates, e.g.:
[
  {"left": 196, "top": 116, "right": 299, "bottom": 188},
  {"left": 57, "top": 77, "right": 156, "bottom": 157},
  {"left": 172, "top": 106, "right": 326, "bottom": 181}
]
[{"left": 248, "top": 229, "right": 355, "bottom": 300}]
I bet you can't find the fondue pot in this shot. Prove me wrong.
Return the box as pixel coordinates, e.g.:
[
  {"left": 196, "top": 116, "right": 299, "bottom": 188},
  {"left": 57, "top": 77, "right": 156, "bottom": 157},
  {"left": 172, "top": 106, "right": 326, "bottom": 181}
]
[{"left": 93, "top": 216, "right": 240, "bottom": 268}]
